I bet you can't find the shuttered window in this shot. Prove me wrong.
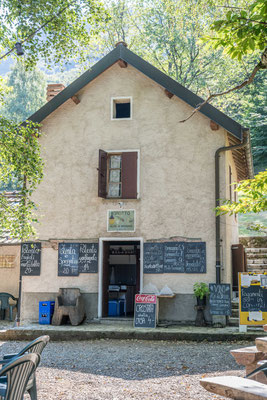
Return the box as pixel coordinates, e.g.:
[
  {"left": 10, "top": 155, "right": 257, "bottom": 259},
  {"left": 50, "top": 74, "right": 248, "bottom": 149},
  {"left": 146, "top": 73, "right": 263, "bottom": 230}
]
[
  {"left": 98, "top": 149, "right": 107, "bottom": 198},
  {"left": 98, "top": 150, "right": 138, "bottom": 199}
]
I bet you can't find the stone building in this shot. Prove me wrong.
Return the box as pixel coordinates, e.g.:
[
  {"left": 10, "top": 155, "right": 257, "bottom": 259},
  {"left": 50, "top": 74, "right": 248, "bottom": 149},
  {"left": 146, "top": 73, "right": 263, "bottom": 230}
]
[{"left": 0, "top": 43, "right": 253, "bottom": 324}]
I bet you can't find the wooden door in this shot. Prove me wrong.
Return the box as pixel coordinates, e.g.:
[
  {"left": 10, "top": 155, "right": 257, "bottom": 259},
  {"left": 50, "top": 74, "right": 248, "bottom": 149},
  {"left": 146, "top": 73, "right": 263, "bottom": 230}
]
[
  {"left": 136, "top": 246, "right": 140, "bottom": 294},
  {"left": 102, "top": 242, "right": 110, "bottom": 317}
]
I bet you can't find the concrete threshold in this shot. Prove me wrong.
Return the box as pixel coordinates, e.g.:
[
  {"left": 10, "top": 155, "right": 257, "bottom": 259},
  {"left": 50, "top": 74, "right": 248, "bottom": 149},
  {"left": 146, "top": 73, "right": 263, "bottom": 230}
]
[{"left": 0, "top": 322, "right": 266, "bottom": 342}]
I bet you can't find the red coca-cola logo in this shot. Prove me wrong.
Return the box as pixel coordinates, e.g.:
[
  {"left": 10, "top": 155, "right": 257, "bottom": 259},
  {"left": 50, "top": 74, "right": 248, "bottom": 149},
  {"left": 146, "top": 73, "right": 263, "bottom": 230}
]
[{"left": 135, "top": 294, "right": 157, "bottom": 304}]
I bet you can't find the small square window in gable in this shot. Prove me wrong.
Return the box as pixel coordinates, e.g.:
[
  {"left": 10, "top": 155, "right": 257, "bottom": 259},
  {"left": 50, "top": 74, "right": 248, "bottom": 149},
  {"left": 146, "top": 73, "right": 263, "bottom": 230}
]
[{"left": 111, "top": 97, "right": 132, "bottom": 120}]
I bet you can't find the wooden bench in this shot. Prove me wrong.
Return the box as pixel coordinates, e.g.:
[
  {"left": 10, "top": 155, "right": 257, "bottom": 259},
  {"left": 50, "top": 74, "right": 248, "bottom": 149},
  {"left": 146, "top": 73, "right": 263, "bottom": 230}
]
[
  {"left": 200, "top": 376, "right": 267, "bottom": 399},
  {"left": 231, "top": 346, "right": 267, "bottom": 375},
  {"left": 256, "top": 337, "right": 267, "bottom": 353}
]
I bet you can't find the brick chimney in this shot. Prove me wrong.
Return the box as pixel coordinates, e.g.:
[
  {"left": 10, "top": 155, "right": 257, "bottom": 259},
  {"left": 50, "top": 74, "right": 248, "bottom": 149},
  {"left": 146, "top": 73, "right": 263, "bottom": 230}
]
[{"left": 46, "top": 83, "right": 65, "bottom": 102}]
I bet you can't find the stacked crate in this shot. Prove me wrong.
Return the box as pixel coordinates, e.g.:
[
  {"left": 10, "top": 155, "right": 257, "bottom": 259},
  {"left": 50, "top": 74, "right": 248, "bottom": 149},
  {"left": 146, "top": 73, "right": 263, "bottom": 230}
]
[{"left": 39, "top": 301, "right": 55, "bottom": 324}]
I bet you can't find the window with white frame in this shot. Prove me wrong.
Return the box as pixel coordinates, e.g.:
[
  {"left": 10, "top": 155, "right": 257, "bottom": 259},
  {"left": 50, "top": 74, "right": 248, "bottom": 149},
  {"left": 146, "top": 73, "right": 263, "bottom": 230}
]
[
  {"left": 98, "top": 150, "right": 139, "bottom": 199},
  {"left": 111, "top": 97, "right": 132, "bottom": 120}
]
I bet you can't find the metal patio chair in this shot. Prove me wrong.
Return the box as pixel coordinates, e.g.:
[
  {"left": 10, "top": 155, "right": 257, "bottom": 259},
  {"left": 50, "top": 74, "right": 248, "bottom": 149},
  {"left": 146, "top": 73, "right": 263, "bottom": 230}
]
[
  {"left": 0, "top": 353, "right": 39, "bottom": 400},
  {"left": 0, "top": 335, "right": 50, "bottom": 400}
]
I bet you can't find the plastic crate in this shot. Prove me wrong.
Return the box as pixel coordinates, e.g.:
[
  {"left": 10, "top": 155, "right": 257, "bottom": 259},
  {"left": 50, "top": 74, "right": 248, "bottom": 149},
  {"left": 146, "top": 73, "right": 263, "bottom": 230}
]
[
  {"left": 108, "top": 300, "right": 118, "bottom": 317},
  {"left": 39, "top": 301, "right": 55, "bottom": 324}
]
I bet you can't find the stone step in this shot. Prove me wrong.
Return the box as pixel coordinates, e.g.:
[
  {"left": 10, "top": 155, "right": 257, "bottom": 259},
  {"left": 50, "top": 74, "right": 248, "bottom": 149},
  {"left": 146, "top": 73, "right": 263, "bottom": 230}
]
[
  {"left": 247, "top": 253, "right": 267, "bottom": 259},
  {"left": 245, "top": 248, "right": 267, "bottom": 253},
  {"left": 247, "top": 259, "right": 267, "bottom": 264},
  {"left": 94, "top": 317, "right": 133, "bottom": 326},
  {"left": 228, "top": 317, "right": 239, "bottom": 326},
  {"left": 231, "top": 302, "right": 239, "bottom": 310},
  {"left": 247, "top": 264, "right": 267, "bottom": 269},
  {"left": 232, "top": 309, "right": 239, "bottom": 318}
]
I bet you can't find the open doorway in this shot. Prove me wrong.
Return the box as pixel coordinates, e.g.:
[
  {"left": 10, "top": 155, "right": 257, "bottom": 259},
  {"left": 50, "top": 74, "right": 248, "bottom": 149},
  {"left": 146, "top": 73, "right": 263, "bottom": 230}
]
[{"left": 99, "top": 239, "right": 142, "bottom": 318}]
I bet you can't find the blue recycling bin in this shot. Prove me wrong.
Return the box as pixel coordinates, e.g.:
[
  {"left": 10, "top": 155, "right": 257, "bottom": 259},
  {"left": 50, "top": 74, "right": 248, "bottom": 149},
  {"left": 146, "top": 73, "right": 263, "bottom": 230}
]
[{"left": 108, "top": 300, "right": 118, "bottom": 316}]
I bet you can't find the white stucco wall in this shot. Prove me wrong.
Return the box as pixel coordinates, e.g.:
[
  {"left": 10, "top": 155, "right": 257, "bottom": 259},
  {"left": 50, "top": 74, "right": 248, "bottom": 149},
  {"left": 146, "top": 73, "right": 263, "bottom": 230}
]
[
  {"left": 20, "top": 62, "right": 237, "bottom": 320},
  {"left": 0, "top": 245, "right": 20, "bottom": 297}
]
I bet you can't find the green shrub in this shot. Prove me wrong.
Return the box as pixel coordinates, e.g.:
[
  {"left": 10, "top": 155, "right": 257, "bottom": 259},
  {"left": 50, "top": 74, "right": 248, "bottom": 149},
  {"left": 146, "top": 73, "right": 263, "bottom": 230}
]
[{"left": 193, "top": 282, "right": 210, "bottom": 300}]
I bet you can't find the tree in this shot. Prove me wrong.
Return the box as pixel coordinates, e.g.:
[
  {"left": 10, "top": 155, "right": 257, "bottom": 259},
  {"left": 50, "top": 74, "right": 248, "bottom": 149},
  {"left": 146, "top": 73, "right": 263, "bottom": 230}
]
[
  {"left": 0, "top": 61, "right": 46, "bottom": 123},
  {"left": 181, "top": 0, "right": 267, "bottom": 121},
  {"left": 0, "top": 0, "right": 109, "bottom": 68},
  {"left": 0, "top": 117, "right": 42, "bottom": 239},
  {"left": 0, "top": 0, "right": 108, "bottom": 240},
  {"left": 218, "top": 171, "right": 267, "bottom": 216},
  {"left": 217, "top": 170, "right": 267, "bottom": 234}
]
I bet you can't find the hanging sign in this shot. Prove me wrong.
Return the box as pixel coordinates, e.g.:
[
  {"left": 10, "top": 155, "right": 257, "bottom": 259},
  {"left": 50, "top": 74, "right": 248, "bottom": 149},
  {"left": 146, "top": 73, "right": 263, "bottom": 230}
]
[
  {"left": 164, "top": 242, "right": 185, "bottom": 273},
  {"left": 143, "top": 243, "right": 164, "bottom": 273},
  {"left": 58, "top": 243, "right": 79, "bottom": 276},
  {"left": 239, "top": 272, "right": 267, "bottom": 326},
  {"left": 20, "top": 243, "right": 41, "bottom": 276},
  {"left": 78, "top": 243, "right": 98, "bottom": 273},
  {"left": 107, "top": 210, "right": 135, "bottom": 232},
  {"left": 185, "top": 242, "right": 206, "bottom": 273},
  {"left": 134, "top": 294, "right": 157, "bottom": 328}
]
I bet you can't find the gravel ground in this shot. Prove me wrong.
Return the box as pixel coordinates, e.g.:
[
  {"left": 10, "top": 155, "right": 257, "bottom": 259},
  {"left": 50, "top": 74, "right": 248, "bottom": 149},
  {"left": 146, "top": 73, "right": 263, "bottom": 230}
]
[{"left": 0, "top": 339, "right": 253, "bottom": 400}]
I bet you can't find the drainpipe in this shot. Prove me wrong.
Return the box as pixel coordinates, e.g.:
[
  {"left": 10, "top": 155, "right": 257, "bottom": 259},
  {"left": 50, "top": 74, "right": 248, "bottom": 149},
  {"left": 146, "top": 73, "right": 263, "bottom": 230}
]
[{"left": 215, "top": 129, "right": 250, "bottom": 284}]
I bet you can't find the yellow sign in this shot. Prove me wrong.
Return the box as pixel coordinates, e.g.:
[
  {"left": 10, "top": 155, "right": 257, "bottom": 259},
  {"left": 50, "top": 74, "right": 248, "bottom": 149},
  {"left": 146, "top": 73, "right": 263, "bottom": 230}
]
[{"left": 239, "top": 272, "right": 267, "bottom": 326}]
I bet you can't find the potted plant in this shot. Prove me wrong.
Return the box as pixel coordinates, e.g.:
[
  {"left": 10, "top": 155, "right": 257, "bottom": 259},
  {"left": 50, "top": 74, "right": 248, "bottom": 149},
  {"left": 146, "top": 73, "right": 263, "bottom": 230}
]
[{"left": 193, "top": 282, "right": 210, "bottom": 306}]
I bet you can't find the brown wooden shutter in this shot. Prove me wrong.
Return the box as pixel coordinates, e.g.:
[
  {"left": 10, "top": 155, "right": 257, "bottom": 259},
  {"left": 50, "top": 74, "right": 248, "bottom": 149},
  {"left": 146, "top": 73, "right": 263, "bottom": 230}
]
[
  {"left": 98, "top": 149, "right": 107, "bottom": 198},
  {"left": 121, "top": 152, "right": 138, "bottom": 199}
]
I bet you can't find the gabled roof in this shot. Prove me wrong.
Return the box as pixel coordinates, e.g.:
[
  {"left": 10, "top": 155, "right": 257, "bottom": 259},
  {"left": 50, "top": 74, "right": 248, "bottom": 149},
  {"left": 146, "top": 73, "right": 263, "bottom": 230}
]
[{"left": 28, "top": 43, "right": 246, "bottom": 140}]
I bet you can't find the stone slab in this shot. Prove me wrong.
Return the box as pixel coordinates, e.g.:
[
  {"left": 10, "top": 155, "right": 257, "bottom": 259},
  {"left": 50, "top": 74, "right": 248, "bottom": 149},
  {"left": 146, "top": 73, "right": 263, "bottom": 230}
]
[{"left": 0, "top": 323, "right": 266, "bottom": 342}]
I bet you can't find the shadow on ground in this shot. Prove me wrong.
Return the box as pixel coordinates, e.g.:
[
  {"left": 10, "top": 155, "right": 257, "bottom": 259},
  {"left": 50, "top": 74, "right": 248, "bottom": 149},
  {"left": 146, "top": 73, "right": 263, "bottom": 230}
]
[{"left": 0, "top": 339, "right": 251, "bottom": 381}]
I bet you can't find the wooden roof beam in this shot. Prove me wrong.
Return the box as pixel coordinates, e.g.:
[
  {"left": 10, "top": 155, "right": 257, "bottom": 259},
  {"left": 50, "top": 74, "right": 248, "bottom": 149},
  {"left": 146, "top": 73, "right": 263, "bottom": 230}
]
[
  {"left": 118, "top": 59, "right": 127, "bottom": 68},
  {"left": 164, "top": 89, "right": 173, "bottom": 98},
  {"left": 210, "top": 120, "right": 219, "bottom": 131},
  {"left": 71, "top": 95, "right": 80, "bottom": 105}
]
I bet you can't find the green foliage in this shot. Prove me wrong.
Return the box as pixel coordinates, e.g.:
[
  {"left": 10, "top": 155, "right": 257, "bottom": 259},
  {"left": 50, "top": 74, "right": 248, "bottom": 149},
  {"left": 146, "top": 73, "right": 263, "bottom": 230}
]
[
  {"left": 0, "top": 0, "right": 108, "bottom": 240},
  {"left": 203, "top": 0, "right": 267, "bottom": 61},
  {"left": 239, "top": 212, "right": 267, "bottom": 236},
  {"left": 217, "top": 170, "right": 267, "bottom": 216},
  {"left": 0, "top": 117, "right": 43, "bottom": 239},
  {"left": 0, "top": 0, "right": 109, "bottom": 68},
  {"left": 193, "top": 282, "right": 210, "bottom": 300},
  {"left": 0, "top": 61, "right": 46, "bottom": 123}
]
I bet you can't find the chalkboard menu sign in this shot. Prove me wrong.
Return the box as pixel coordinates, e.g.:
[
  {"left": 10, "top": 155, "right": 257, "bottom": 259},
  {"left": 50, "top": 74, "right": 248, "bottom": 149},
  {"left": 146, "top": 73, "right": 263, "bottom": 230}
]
[
  {"left": 143, "top": 241, "right": 207, "bottom": 274},
  {"left": 209, "top": 283, "right": 231, "bottom": 316},
  {"left": 79, "top": 243, "right": 98, "bottom": 273},
  {"left": 20, "top": 243, "right": 41, "bottom": 276},
  {"left": 241, "top": 285, "right": 267, "bottom": 312},
  {"left": 164, "top": 242, "right": 185, "bottom": 273},
  {"left": 58, "top": 243, "right": 79, "bottom": 276},
  {"left": 144, "top": 243, "right": 164, "bottom": 274},
  {"left": 134, "top": 294, "right": 157, "bottom": 328},
  {"left": 185, "top": 242, "right": 206, "bottom": 273}
]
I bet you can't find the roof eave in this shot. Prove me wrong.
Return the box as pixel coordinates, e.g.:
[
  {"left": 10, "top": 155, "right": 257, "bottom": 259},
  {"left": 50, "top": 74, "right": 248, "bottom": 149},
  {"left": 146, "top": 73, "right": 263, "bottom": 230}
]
[{"left": 27, "top": 44, "right": 244, "bottom": 140}]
